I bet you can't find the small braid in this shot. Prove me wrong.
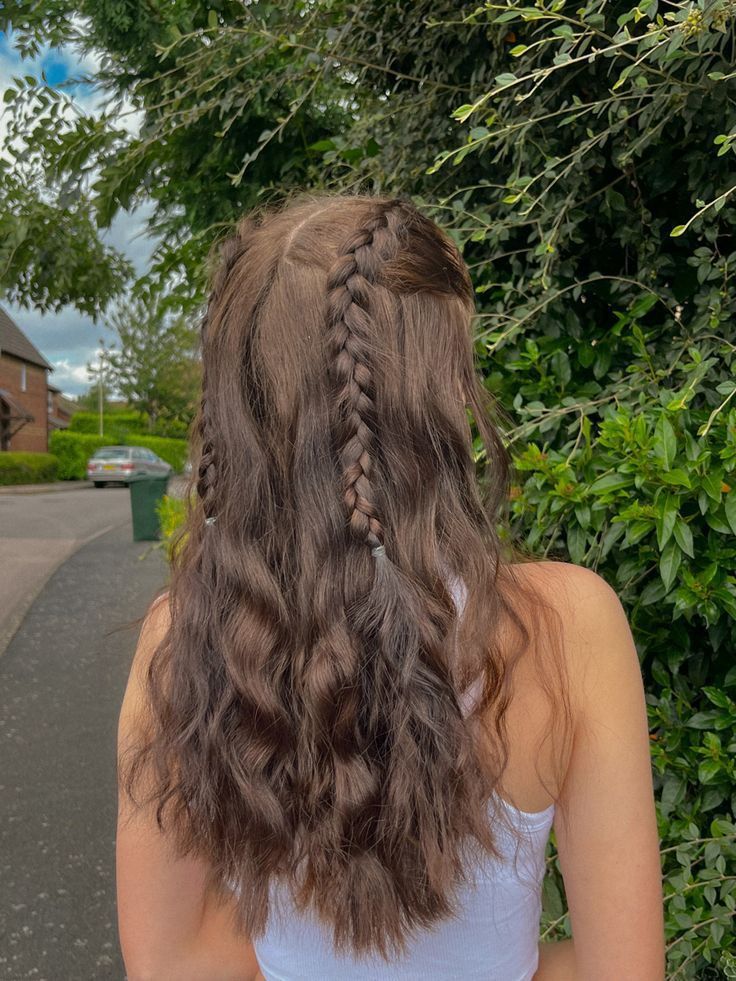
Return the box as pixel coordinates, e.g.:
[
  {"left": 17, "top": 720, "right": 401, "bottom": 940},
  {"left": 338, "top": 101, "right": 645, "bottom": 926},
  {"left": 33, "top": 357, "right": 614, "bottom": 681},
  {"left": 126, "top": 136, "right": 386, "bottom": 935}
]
[
  {"left": 325, "top": 201, "right": 403, "bottom": 554},
  {"left": 197, "top": 223, "right": 257, "bottom": 521}
]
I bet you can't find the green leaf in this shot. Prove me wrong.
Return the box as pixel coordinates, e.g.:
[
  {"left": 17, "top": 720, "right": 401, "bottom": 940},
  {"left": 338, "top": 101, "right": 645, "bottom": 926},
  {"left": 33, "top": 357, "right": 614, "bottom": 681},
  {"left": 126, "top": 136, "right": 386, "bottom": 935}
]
[
  {"left": 660, "top": 469, "right": 691, "bottom": 489},
  {"left": 566, "top": 523, "right": 587, "bottom": 564},
  {"left": 724, "top": 489, "right": 736, "bottom": 535},
  {"left": 308, "top": 139, "right": 336, "bottom": 152},
  {"left": 590, "top": 473, "right": 632, "bottom": 495},
  {"left": 698, "top": 759, "right": 723, "bottom": 784},
  {"left": 451, "top": 104, "right": 475, "bottom": 122},
  {"left": 659, "top": 538, "right": 682, "bottom": 592},
  {"left": 672, "top": 518, "right": 694, "bottom": 558},
  {"left": 702, "top": 687, "right": 733, "bottom": 709},
  {"left": 640, "top": 578, "right": 666, "bottom": 606},
  {"left": 702, "top": 470, "right": 724, "bottom": 502},
  {"left": 509, "top": 45, "right": 528, "bottom": 57},
  {"left": 686, "top": 711, "right": 717, "bottom": 729},
  {"left": 493, "top": 10, "right": 521, "bottom": 24},
  {"left": 654, "top": 414, "right": 676, "bottom": 470},
  {"left": 655, "top": 494, "right": 678, "bottom": 550},
  {"left": 626, "top": 520, "right": 652, "bottom": 546},
  {"left": 670, "top": 224, "right": 687, "bottom": 237}
]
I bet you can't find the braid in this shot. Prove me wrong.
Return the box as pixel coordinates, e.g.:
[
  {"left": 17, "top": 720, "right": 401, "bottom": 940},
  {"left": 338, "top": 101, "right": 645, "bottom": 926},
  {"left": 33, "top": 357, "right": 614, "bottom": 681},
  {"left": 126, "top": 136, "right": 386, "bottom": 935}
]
[
  {"left": 197, "top": 222, "right": 257, "bottom": 520},
  {"left": 326, "top": 202, "right": 403, "bottom": 554}
]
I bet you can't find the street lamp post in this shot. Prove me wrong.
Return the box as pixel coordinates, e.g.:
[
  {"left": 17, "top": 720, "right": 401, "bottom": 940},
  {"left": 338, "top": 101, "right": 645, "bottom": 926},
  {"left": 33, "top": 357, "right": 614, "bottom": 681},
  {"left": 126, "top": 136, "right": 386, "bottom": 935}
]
[{"left": 98, "top": 340, "right": 105, "bottom": 438}]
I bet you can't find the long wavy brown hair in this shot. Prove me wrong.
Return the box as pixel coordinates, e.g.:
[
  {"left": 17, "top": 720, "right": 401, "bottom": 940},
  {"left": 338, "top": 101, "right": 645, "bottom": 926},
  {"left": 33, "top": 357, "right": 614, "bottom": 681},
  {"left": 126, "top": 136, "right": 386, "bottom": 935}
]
[{"left": 119, "top": 192, "right": 573, "bottom": 959}]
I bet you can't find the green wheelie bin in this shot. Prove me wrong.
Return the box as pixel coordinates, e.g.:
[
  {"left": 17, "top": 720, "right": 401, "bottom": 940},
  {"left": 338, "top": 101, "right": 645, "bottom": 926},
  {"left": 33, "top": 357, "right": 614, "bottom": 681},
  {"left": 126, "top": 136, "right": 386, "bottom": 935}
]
[{"left": 129, "top": 474, "right": 170, "bottom": 541}]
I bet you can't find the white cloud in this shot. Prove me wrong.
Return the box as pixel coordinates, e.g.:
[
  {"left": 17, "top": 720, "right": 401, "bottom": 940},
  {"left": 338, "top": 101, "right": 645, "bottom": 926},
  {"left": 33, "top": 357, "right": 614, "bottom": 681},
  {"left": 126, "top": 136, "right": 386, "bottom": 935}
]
[{"left": 51, "top": 357, "right": 94, "bottom": 390}]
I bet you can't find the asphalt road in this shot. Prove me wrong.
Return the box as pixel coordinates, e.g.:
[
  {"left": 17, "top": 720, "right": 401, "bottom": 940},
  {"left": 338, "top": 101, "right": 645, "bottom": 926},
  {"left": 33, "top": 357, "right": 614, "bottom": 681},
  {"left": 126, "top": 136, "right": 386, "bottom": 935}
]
[
  {"left": 0, "top": 486, "right": 133, "bottom": 657},
  {"left": 0, "top": 518, "right": 168, "bottom": 979}
]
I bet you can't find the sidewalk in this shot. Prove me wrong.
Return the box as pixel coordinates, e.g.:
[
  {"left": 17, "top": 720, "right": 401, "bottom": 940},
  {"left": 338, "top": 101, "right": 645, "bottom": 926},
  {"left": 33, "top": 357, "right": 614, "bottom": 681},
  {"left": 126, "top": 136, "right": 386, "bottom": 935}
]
[
  {"left": 0, "top": 521, "right": 168, "bottom": 979},
  {"left": 0, "top": 480, "right": 92, "bottom": 496},
  {"left": 0, "top": 486, "right": 133, "bottom": 658},
  {"left": 0, "top": 476, "right": 188, "bottom": 498}
]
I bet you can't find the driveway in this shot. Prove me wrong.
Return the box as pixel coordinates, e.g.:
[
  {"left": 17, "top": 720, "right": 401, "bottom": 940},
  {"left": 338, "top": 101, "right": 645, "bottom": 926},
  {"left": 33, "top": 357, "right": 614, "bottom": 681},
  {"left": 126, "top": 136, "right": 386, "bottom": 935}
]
[{"left": 0, "top": 486, "right": 133, "bottom": 656}]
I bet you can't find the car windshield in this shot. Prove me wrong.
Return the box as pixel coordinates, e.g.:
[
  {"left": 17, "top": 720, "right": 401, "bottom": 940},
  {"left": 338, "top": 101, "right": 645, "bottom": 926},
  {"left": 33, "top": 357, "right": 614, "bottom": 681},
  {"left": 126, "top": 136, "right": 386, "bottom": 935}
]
[{"left": 93, "top": 448, "right": 130, "bottom": 460}]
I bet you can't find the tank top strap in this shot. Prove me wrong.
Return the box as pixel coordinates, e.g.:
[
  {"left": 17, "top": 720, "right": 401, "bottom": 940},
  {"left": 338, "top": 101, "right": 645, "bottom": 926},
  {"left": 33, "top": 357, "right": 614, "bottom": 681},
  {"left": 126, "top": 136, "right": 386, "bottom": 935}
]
[{"left": 442, "top": 569, "right": 483, "bottom": 717}]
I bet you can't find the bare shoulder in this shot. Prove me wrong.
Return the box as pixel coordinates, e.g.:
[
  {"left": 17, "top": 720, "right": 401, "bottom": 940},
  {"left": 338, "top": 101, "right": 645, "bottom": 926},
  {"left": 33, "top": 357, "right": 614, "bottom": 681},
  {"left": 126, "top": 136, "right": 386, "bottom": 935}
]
[
  {"left": 119, "top": 591, "right": 171, "bottom": 724},
  {"left": 509, "top": 558, "right": 619, "bottom": 608},
  {"left": 136, "top": 591, "right": 172, "bottom": 666},
  {"left": 505, "top": 560, "right": 637, "bottom": 708}
]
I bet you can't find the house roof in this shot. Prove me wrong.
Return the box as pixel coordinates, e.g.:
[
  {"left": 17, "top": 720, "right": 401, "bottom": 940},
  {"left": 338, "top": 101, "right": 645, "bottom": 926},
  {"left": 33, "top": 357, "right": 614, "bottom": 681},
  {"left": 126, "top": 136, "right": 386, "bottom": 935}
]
[
  {"left": 0, "top": 305, "right": 53, "bottom": 371},
  {"left": 55, "top": 393, "right": 79, "bottom": 416}
]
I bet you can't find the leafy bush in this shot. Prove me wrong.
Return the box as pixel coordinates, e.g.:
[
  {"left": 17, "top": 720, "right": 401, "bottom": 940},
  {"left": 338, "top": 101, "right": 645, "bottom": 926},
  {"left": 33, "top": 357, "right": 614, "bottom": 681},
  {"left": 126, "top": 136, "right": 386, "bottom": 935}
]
[
  {"left": 156, "top": 493, "right": 188, "bottom": 563},
  {"left": 49, "top": 432, "right": 108, "bottom": 480},
  {"left": 69, "top": 410, "right": 149, "bottom": 438},
  {"left": 49, "top": 430, "right": 188, "bottom": 479},
  {"left": 0, "top": 452, "right": 58, "bottom": 485},
  {"left": 151, "top": 417, "right": 191, "bottom": 439},
  {"left": 68, "top": 411, "right": 192, "bottom": 441},
  {"left": 413, "top": 4, "right": 736, "bottom": 974},
  {"left": 126, "top": 434, "right": 189, "bottom": 472}
]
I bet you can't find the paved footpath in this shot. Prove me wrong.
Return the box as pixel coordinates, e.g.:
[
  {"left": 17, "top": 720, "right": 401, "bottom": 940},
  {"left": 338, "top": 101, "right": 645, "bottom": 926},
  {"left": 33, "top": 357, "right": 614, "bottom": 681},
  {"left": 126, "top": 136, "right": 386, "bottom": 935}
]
[
  {"left": 0, "top": 486, "right": 134, "bottom": 657},
  {"left": 0, "top": 520, "right": 167, "bottom": 980}
]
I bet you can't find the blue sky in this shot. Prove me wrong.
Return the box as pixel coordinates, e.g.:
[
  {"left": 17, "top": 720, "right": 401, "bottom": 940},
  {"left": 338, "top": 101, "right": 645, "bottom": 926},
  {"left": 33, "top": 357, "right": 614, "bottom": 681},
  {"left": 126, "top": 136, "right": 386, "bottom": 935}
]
[{"left": 1, "top": 29, "right": 154, "bottom": 397}]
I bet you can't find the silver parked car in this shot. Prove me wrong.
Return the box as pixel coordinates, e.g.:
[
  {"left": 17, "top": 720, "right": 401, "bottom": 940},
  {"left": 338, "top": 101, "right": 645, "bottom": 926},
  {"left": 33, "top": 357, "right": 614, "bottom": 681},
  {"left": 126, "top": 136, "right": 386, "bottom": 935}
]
[{"left": 86, "top": 446, "right": 173, "bottom": 488}]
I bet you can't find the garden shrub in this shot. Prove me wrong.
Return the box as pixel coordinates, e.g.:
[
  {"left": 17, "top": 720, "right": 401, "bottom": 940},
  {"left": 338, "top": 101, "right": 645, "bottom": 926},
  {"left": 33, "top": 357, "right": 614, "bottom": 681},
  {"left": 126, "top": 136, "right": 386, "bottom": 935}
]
[
  {"left": 156, "top": 493, "right": 189, "bottom": 563},
  {"left": 401, "top": 4, "right": 736, "bottom": 973},
  {"left": 0, "top": 452, "right": 58, "bottom": 485},
  {"left": 49, "top": 432, "right": 109, "bottom": 480}
]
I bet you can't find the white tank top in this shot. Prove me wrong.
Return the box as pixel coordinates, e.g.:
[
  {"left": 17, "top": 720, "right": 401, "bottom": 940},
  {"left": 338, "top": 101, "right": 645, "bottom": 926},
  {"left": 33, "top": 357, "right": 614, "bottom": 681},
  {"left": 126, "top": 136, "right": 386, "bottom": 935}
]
[{"left": 231, "top": 573, "right": 555, "bottom": 980}]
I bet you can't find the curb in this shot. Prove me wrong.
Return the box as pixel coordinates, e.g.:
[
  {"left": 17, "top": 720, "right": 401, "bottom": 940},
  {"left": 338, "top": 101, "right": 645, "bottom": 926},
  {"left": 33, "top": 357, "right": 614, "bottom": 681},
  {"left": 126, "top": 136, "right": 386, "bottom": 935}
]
[
  {"left": 0, "top": 521, "right": 124, "bottom": 659},
  {"left": 0, "top": 481, "right": 94, "bottom": 496}
]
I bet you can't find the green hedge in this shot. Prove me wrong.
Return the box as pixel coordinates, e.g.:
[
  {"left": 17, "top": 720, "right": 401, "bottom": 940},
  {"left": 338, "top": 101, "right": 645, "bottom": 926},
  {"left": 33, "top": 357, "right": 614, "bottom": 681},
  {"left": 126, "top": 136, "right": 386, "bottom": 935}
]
[
  {"left": 49, "top": 431, "right": 189, "bottom": 480},
  {"left": 49, "top": 432, "right": 108, "bottom": 480},
  {"left": 69, "top": 410, "right": 149, "bottom": 437},
  {"left": 69, "top": 411, "right": 191, "bottom": 441},
  {"left": 0, "top": 452, "right": 58, "bottom": 485},
  {"left": 128, "top": 434, "right": 189, "bottom": 472}
]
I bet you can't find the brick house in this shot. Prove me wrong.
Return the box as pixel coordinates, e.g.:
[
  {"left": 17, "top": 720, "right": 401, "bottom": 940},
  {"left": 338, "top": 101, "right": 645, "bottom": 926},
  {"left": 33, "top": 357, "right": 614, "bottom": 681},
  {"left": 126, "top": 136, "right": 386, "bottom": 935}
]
[
  {"left": 0, "top": 305, "right": 53, "bottom": 453},
  {"left": 47, "top": 383, "right": 77, "bottom": 434}
]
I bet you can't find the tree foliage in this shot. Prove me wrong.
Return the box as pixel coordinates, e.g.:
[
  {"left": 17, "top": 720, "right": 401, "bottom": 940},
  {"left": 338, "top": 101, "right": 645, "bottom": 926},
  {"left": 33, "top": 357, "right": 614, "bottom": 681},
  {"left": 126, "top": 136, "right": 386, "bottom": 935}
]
[
  {"left": 104, "top": 297, "right": 201, "bottom": 428},
  {"left": 1, "top": 1, "right": 350, "bottom": 308},
  {"left": 3, "top": 1, "right": 736, "bottom": 974}
]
